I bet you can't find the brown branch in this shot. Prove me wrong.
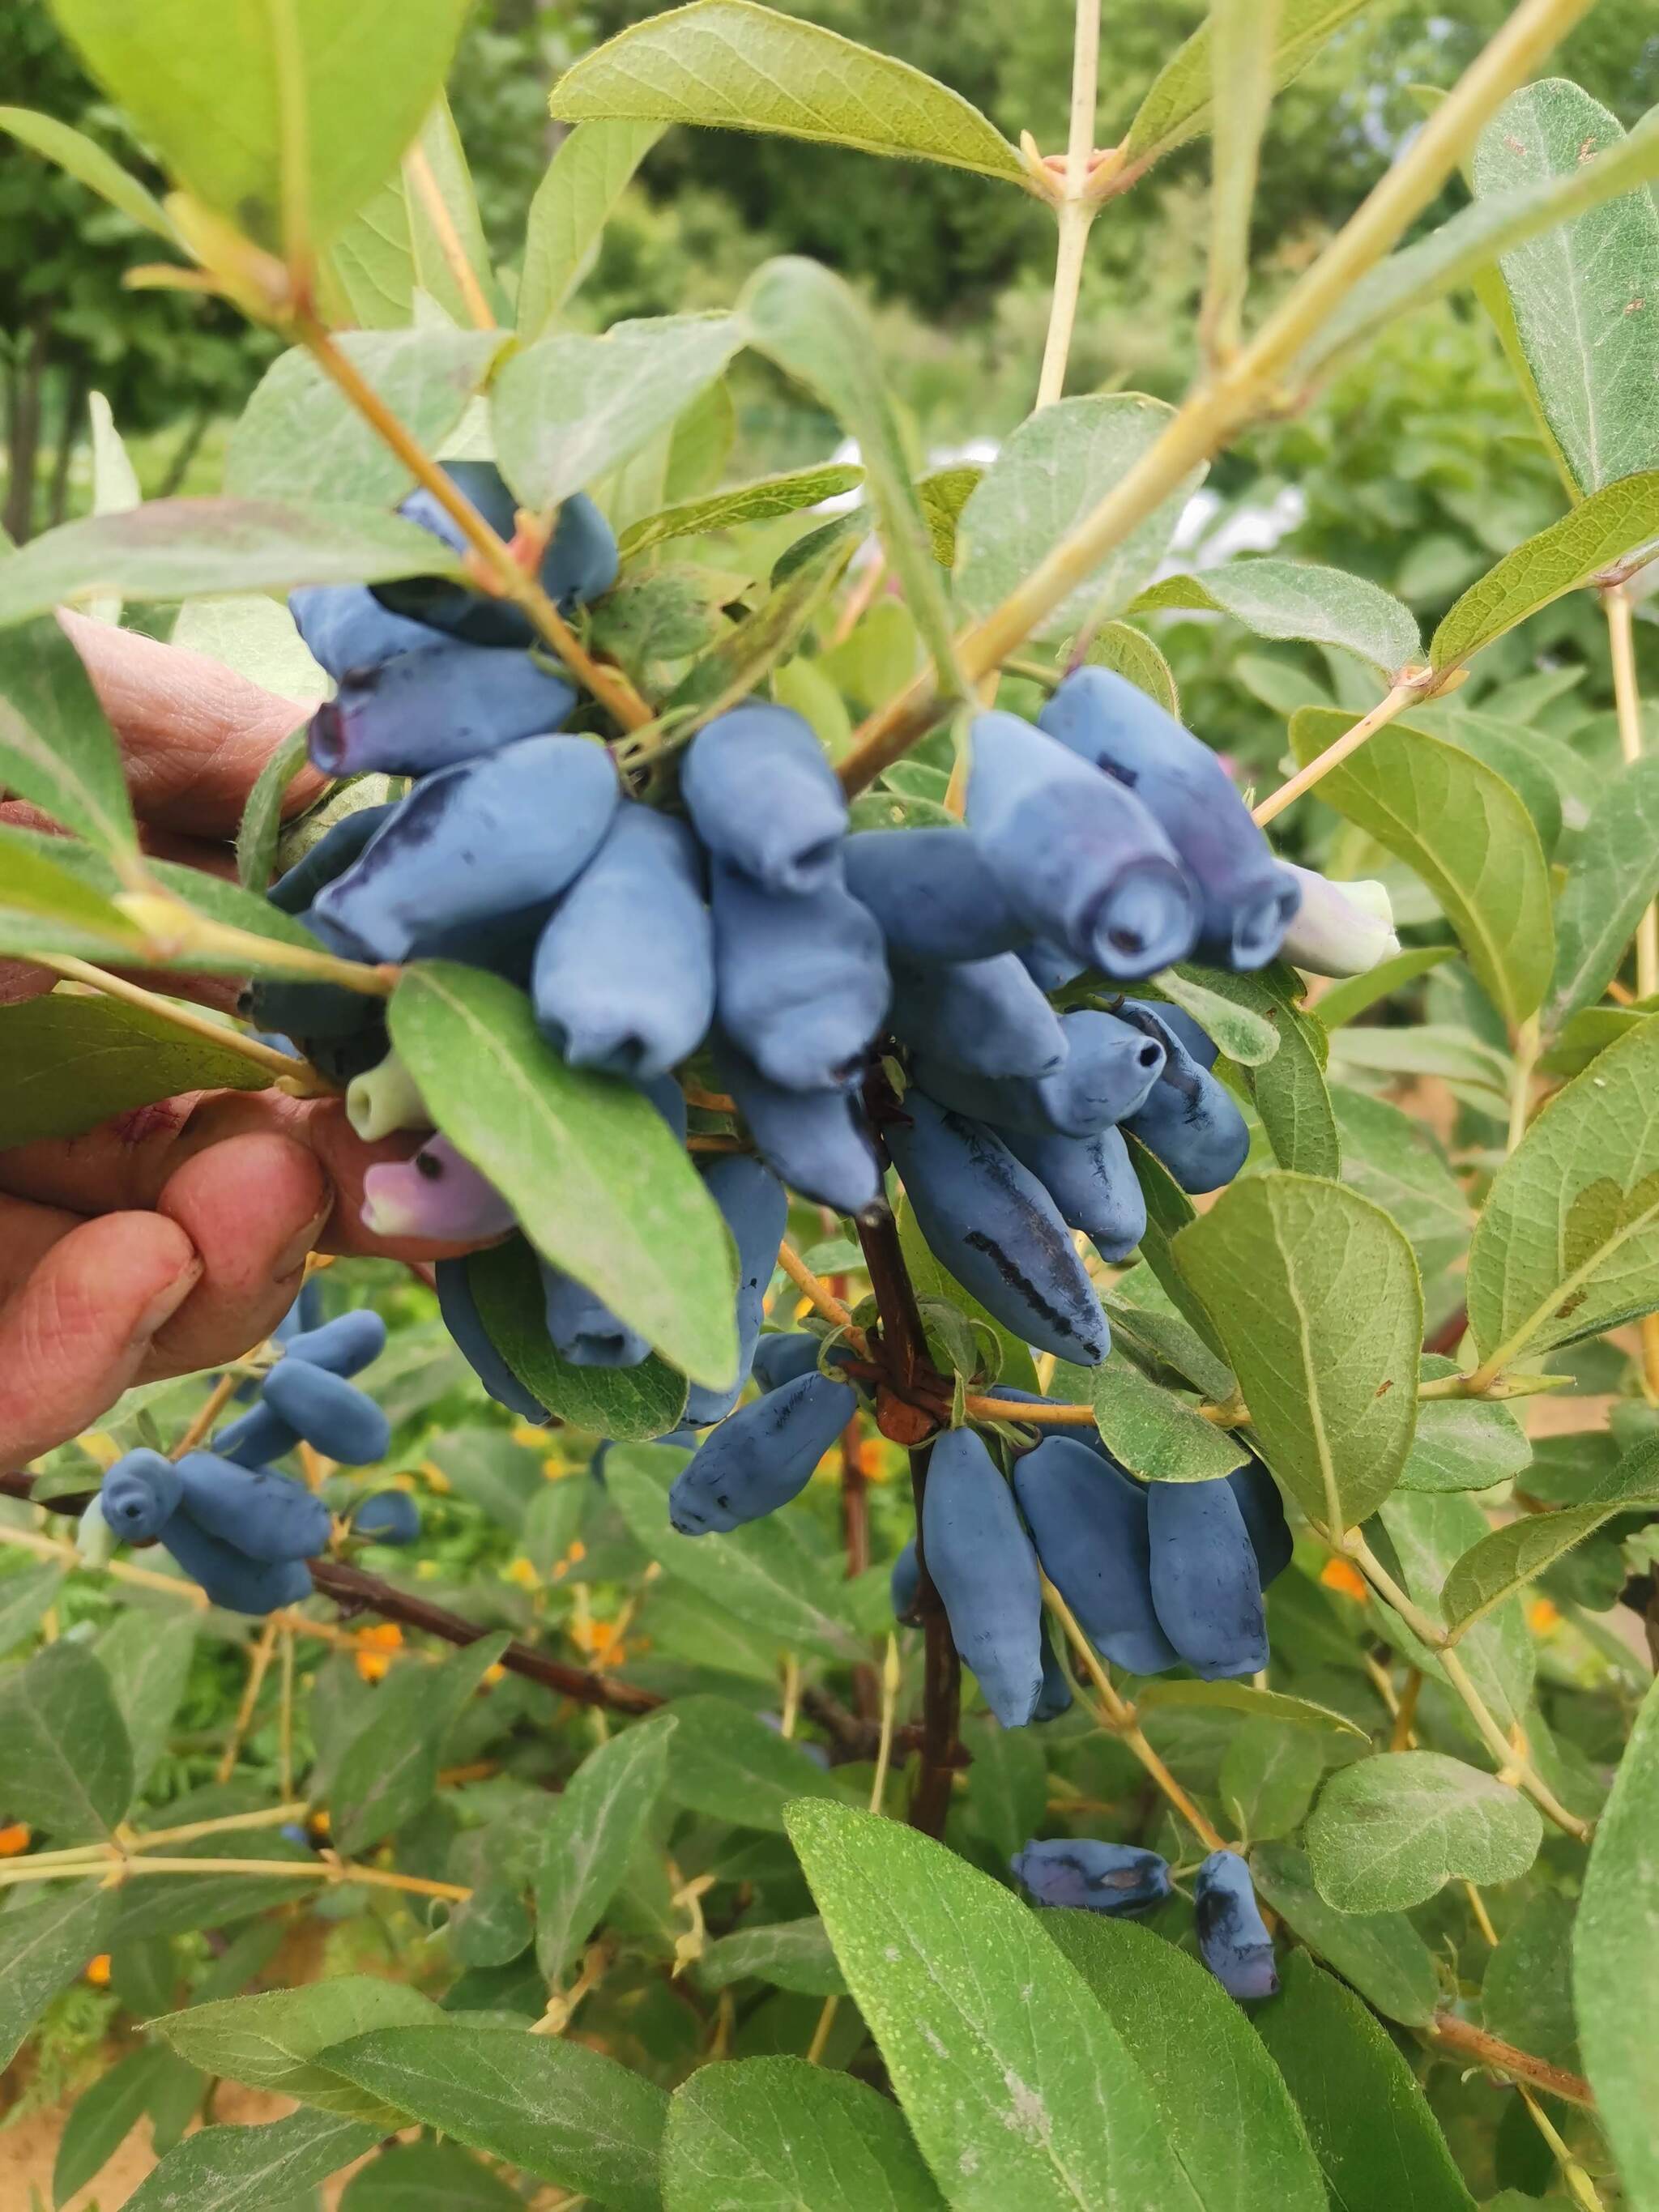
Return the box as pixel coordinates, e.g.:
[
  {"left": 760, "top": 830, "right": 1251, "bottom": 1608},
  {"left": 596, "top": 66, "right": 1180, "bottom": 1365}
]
[
  {"left": 906, "top": 1443, "right": 962, "bottom": 1838},
  {"left": 1428, "top": 2012, "right": 1595, "bottom": 2110}
]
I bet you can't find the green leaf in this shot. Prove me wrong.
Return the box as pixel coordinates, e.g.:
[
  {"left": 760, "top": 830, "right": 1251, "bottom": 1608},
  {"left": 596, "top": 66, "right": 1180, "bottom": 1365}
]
[
  {"left": 604, "top": 1446, "right": 859, "bottom": 1664},
  {"left": 50, "top": 0, "right": 472, "bottom": 254},
  {"left": 0, "top": 1882, "right": 117, "bottom": 2072},
  {"left": 1135, "top": 1677, "right": 1367, "bottom": 1741},
  {"left": 518, "top": 119, "right": 665, "bottom": 342},
  {"left": 1133, "top": 560, "right": 1420, "bottom": 681},
  {"left": 1043, "top": 1912, "right": 1327, "bottom": 2212},
  {"left": 1103, "top": 1272, "right": 1235, "bottom": 1401},
  {"left": 663, "top": 2056, "right": 945, "bottom": 2212},
  {"left": 535, "top": 1711, "right": 676, "bottom": 1984},
  {"left": 1432, "top": 709, "right": 1567, "bottom": 857},
  {"left": 663, "top": 1696, "right": 837, "bottom": 1835},
  {"left": 0, "top": 1643, "right": 133, "bottom": 1843},
  {"left": 54, "top": 2047, "right": 166, "bottom": 2207},
  {"left": 1155, "top": 965, "right": 1282, "bottom": 1068},
  {"left": 955, "top": 394, "right": 1205, "bottom": 645},
  {"left": 1483, "top": 1892, "right": 1579, "bottom": 2070},
  {"left": 0, "top": 826, "right": 145, "bottom": 964},
  {"left": 786, "top": 1801, "right": 1202, "bottom": 2212},
  {"left": 1431, "top": 470, "right": 1659, "bottom": 672},
  {"left": 550, "top": 1, "right": 1025, "bottom": 182},
  {"left": 390, "top": 964, "right": 737, "bottom": 1391},
  {"left": 329, "top": 1634, "right": 509, "bottom": 1856},
  {"left": 1466, "top": 1014, "right": 1659, "bottom": 1370},
  {"left": 1120, "top": 0, "right": 1373, "bottom": 172},
  {"left": 1180, "top": 965, "right": 1337, "bottom": 1175},
  {"left": 1316, "top": 948, "right": 1456, "bottom": 1031},
  {"left": 1441, "top": 1434, "right": 1659, "bottom": 1636},
  {"left": 1175, "top": 1173, "right": 1421, "bottom": 1532},
  {"left": 1576, "top": 1672, "right": 1659, "bottom": 2202},
  {"left": 341, "top": 2138, "right": 527, "bottom": 2212},
  {"left": 1333, "top": 1089, "right": 1471, "bottom": 1292},
  {"left": 467, "top": 1238, "right": 689, "bottom": 1440},
  {"left": 0, "top": 103, "right": 172, "bottom": 235},
  {"left": 227, "top": 332, "right": 505, "bottom": 509},
  {"left": 1222, "top": 1718, "right": 1329, "bottom": 1842},
  {"left": 235, "top": 724, "right": 311, "bottom": 893},
  {"left": 915, "top": 465, "right": 982, "bottom": 567},
  {"left": 104, "top": 1822, "right": 315, "bottom": 1946},
  {"left": 696, "top": 1917, "right": 847, "bottom": 1999},
  {"left": 123, "top": 2108, "right": 381, "bottom": 2212},
  {"left": 1081, "top": 621, "right": 1179, "bottom": 716},
  {"left": 0, "top": 499, "right": 465, "bottom": 631},
  {"left": 1249, "top": 1843, "right": 1439, "bottom": 2027},
  {"left": 1308, "top": 98, "right": 1659, "bottom": 380},
  {"left": 1398, "top": 1361, "right": 1529, "bottom": 1495},
  {"left": 1126, "top": 1137, "right": 1232, "bottom": 1365},
  {"left": 1306, "top": 1750, "right": 1542, "bottom": 1912},
  {"left": 741, "top": 258, "right": 959, "bottom": 690},
  {"left": 95, "top": 1609, "right": 197, "bottom": 1795},
  {"left": 0, "top": 615, "right": 137, "bottom": 857},
  {"left": 1290, "top": 708, "right": 1553, "bottom": 1028},
  {"left": 1253, "top": 1954, "right": 1476, "bottom": 2212},
  {"left": 1204, "top": 0, "right": 1281, "bottom": 367},
  {"left": 322, "top": 96, "right": 501, "bottom": 332},
  {"left": 1087, "top": 1351, "right": 1251, "bottom": 1483},
  {"left": 172, "top": 591, "right": 326, "bottom": 704},
  {"left": 0, "top": 989, "right": 274, "bottom": 1149},
  {"left": 318, "top": 2026, "right": 667, "bottom": 2212},
  {"left": 1473, "top": 83, "right": 1659, "bottom": 497},
  {"left": 961, "top": 1713, "right": 1049, "bottom": 1865},
  {"left": 1546, "top": 753, "right": 1659, "bottom": 1035},
  {"left": 620, "top": 465, "right": 864, "bottom": 560},
  {"left": 154, "top": 1978, "right": 445, "bottom": 2124},
  {"left": 494, "top": 314, "right": 745, "bottom": 513},
  {"left": 664, "top": 514, "right": 861, "bottom": 726},
  {"left": 1375, "top": 1489, "right": 1534, "bottom": 1736},
  {"left": 0, "top": 1563, "right": 66, "bottom": 1654}
]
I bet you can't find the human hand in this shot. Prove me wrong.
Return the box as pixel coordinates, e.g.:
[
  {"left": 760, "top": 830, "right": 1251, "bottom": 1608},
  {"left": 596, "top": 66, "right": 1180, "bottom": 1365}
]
[{"left": 0, "top": 614, "right": 471, "bottom": 1464}]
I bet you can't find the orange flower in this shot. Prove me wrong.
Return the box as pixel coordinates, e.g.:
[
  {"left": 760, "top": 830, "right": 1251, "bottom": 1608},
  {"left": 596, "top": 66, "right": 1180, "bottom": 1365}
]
[
  {"left": 1528, "top": 1598, "right": 1561, "bottom": 1634},
  {"left": 0, "top": 1822, "right": 31, "bottom": 1858},
  {"left": 309, "top": 1809, "right": 331, "bottom": 1837},
  {"left": 84, "top": 1954, "right": 111, "bottom": 1988},
  {"left": 354, "top": 1621, "right": 403, "bottom": 1680},
  {"left": 570, "top": 1617, "right": 622, "bottom": 1664},
  {"left": 1320, "top": 1557, "right": 1368, "bottom": 1602},
  {"left": 418, "top": 1460, "right": 451, "bottom": 1496},
  {"left": 482, "top": 1663, "right": 506, "bottom": 1687},
  {"left": 503, "top": 1556, "right": 540, "bottom": 1591}
]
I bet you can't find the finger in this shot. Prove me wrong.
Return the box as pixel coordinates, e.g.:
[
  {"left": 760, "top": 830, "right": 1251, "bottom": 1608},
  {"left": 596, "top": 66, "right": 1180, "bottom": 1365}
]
[
  {"left": 59, "top": 610, "right": 327, "bottom": 837},
  {"left": 141, "top": 1130, "right": 332, "bottom": 1379},
  {"left": 0, "top": 1212, "right": 202, "bottom": 1464},
  {"left": 0, "top": 1191, "right": 95, "bottom": 1305},
  {"left": 0, "top": 1091, "right": 486, "bottom": 1263}
]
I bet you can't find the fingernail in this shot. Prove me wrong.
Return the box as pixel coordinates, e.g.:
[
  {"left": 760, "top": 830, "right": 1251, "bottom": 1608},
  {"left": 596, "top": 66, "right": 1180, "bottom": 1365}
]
[
  {"left": 134, "top": 1259, "right": 203, "bottom": 1341},
  {"left": 275, "top": 1198, "right": 334, "bottom": 1281}
]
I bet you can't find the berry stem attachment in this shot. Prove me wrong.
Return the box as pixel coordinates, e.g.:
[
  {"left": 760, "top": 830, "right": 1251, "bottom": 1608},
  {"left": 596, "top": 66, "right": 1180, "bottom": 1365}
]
[{"left": 292, "top": 311, "right": 655, "bottom": 734}]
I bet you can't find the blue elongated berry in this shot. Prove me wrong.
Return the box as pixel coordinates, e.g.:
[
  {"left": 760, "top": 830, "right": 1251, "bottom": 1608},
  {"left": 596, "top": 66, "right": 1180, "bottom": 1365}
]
[
  {"left": 212, "top": 1403, "right": 300, "bottom": 1470},
  {"left": 710, "top": 860, "right": 889, "bottom": 1091},
  {"left": 1011, "top": 1839, "right": 1171, "bottom": 1914},
  {"left": 1034, "top": 1618, "right": 1074, "bottom": 1722},
  {"left": 242, "top": 971, "right": 384, "bottom": 1042},
  {"left": 1039, "top": 669, "right": 1300, "bottom": 971},
  {"left": 681, "top": 705, "right": 847, "bottom": 895},
  {"left": 1149, "top": 1004, "right": 1219, "bottom": 1070},
  {"left": 1193, "top": 1850, "right": 1278, "bottom": 2000},
  {"left": 157, "top": 1511, "right": 313, "bottom": 1615},
  {"left": 308, "top": 638, "right": 576, "bottom": 778},
  {"left": 100, "top": 1449, "right": 183, "bottom": 1544},
  {"left": 173, "top": 1451, "right": 332, "bottom": 1562},
  {"left": 532, "top": 804, "right": 715, "bottom": 1080},
  {"left": 267, "top": 805, "right": 397, "bottom": 915},
  {"left": 669, "top": 1370, "right": 858, "bottom": 1534},
  {"left": 352, "top": 1490, "right": 420, "bottom": 1545},
  {"left": 890, "top": 953, "right": 1066, "bottom": 1081},
  {"left": 309, "top": 735, "right": 621, "bottom": 964},
  {"left": 1004, "top": 1123, "right": 1145, "bottom": 1261},
  {"left": 885, "top": 1095, "right": 1108, "bottom": 1365},
  {"left": 923, "top": 1426, "right": 1044, "bottom": 1728},
  {"left": 1119, "top": 1004, "right": 1251, "bottom": 1195},
  {"left": 966, "top": 710, "right": 1200, "bottom": 978},
  {"left": 842, "top": 827, "right": 1027, "bottom": 962},
  {"left": 288, "top": 584, "right": 435, "bottom": 682},
  {"left": 890, "top": 1537, "right": 922, "bottom": 1625},
  {"left": 1013, "top": 1435, "right": 1177, "bottom": 1674},
  {"left": 259, "top": 1363, "right": 392, "bottom": 1465},
  {"left": 361, "top": 1136, "right": 516, "bottom": 1243},
  {"left": 1021, "top": 941, "right": 1084, "bottom": 993},
  {"left": 285, "top": 1310, "right": 387, "bottom": 1379},
  {"left": 639, "top": 1071, "right": 691, "bottom": 1146},
  {"left": 437, "top": 1258, "right": 549, "bottom": 1422},
  {"left": 1228, "top": 1455, "right": 1293, "bottom": 1586},
  {"left": 911, "top": 1008, "right": 1166, "bottom": 1137},
  {"left": 1145, "top": 1477, "right": 1267, "bottom": 1680},
  {"left": 714, "top": 1040, "right": 884, "bottom": 1215},
  {"left": 539, "top": 1259, "right": 651, "bottom": 1369},
  {"left": 753, "top": 1332, "right": 828, "bottom": 1394},
  {"left": 685, "top": 1157, "right": 789, "bottom": 1424},
  {"left": 373, "top": 466, "right": 618, "bottom": 646}
]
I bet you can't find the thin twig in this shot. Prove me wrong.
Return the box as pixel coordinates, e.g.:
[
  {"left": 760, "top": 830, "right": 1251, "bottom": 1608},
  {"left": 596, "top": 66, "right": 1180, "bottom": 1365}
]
[
  {"left": 1430, "top": 2013, "right": 1595, "bottom": 2110},
  {"left": 37, "top": 957, "right": 334, "bottom": 1096},
  {"left": 217, "top": 1619, "right": 279, "bottom": 1784},
  {"left": 171, "top": 1372, "right": 242, "bottom": 1460},
  {"left": 1034, "top": 0, "right": 1102, "bottom": 409},
  {"left": 1252, "top": 683, "right": 1418, "bottom": 827},
  {"left": 403, "top": 145, "right": 497, "bottom": 331},
  {"left": 1605, "top": 583, "right": 1657, "bottom": 999}
]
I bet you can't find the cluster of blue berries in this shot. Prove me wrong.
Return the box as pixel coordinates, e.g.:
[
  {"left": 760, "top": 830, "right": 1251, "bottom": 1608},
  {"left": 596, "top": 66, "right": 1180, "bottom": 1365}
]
[
  {"left": 1013, "top": 1840, "right": 1277, "bottom": 2002},
  {"left": 90, "top": 1305, "right": 413, "bottom": 1613},
  {"left": 254, "top": 459, "right": 1296, "bottom": 1419}
]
